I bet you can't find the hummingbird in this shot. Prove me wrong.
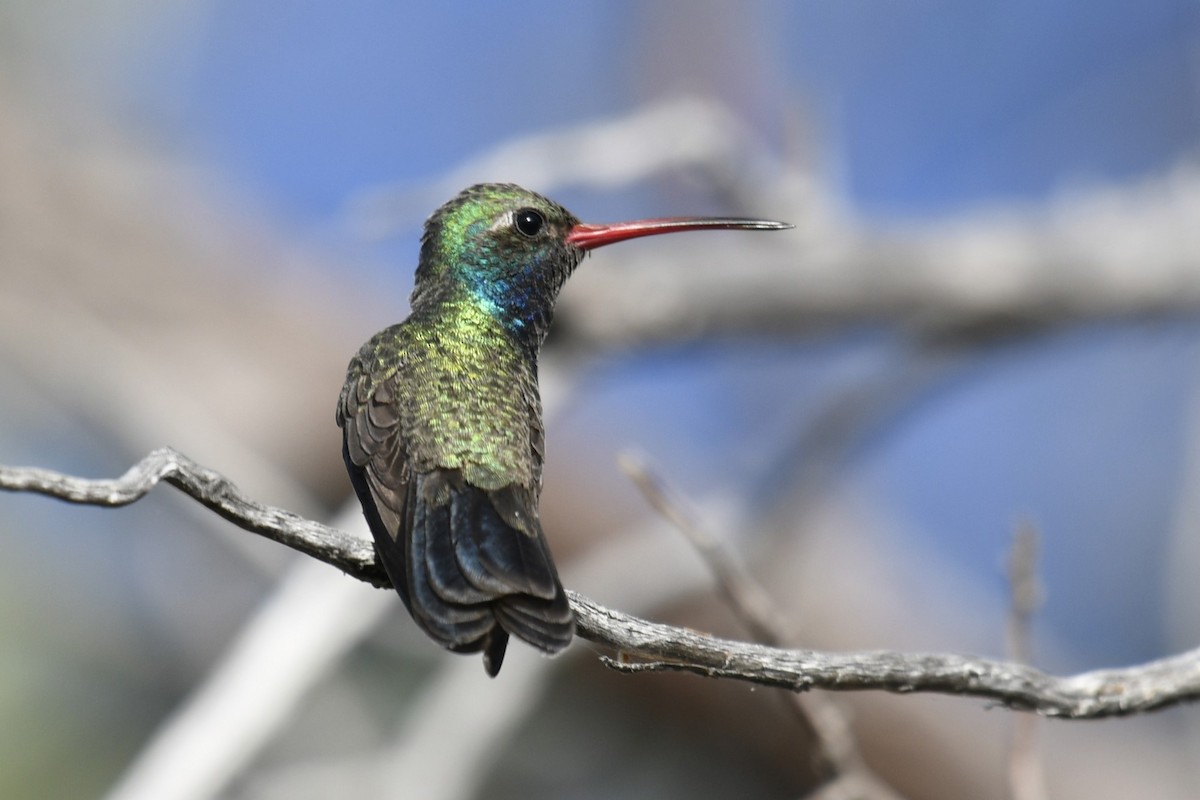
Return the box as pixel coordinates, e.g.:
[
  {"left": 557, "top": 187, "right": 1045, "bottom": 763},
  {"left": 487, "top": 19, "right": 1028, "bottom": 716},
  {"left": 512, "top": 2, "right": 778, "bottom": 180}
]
[{"left": 337, "top": 183, "right": 790, "bottom": 675}]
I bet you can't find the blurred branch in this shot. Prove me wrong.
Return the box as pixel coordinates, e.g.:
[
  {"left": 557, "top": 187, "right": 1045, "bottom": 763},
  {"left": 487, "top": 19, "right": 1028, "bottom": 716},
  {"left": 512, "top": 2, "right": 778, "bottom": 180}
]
[
  {"left": 343, "top": 96, "right": 793, "bottom": 239},
  {"left": 106, "top": 554, "right": 387, "bottom": 800},
  {"left": 555, "top": 161, "right": 1200, "bottom": 347},
  {"left": 621, "top": 452, "right": 905, "bottom": 800},
  {"left": 4, "top": 448, "right": 1200, "bottom": 718},
  {"left": 1006, "top": 522, "right": 1049, "bottom": 800},
  {"left": 620, "top": 451, "right": 793, "bottom": 644},
  {"left": 347, "top": 96, "right": 1200, "bottom": 351}
]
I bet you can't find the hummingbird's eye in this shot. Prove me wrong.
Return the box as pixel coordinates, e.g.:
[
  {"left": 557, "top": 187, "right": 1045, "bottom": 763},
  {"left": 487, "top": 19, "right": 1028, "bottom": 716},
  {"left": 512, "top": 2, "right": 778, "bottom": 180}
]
[{"left": 514, "top": 208, "right": 544, "bottom": 237}]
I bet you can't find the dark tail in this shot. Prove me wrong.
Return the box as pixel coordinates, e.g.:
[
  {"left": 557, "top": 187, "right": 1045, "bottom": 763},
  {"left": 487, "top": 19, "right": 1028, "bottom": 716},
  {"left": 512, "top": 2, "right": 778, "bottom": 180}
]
[{"left": 349, "top": 459, "right": 573, "bottom": 675}]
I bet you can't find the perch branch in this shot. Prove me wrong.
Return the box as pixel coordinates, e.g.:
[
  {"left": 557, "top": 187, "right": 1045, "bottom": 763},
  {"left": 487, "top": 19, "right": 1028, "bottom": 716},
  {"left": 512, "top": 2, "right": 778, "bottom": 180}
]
[
  {"left": 0, "top": 447, "right": 384, "bottom": 585},
  {"left": 4, "top": 448, "right": 1200, "bottom": 719}
]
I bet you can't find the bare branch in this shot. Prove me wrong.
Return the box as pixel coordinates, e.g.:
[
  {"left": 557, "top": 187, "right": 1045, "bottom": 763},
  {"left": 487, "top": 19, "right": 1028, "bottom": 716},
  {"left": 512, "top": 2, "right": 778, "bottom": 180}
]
[
  {"left": 4, "top": 449, "right": 1200, "bottom": 719},
  {"left": 580, "top": 593, "right": 1200, "bottom": 717},
  {"left": 619, "top": 451, "right": 793, "bottom": 644},
  {"left": 0, "top": 447, "right": 384, "bottom": 586},
  {"left": 622, "top": 452, "right": 905, "bottom": 800}
]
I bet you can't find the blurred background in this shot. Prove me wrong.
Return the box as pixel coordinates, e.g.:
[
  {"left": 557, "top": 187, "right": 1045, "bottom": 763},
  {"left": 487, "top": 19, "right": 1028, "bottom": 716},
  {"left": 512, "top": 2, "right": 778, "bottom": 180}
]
[{"left": 2, "top": 2, "right": 1200, "bottom": 798}]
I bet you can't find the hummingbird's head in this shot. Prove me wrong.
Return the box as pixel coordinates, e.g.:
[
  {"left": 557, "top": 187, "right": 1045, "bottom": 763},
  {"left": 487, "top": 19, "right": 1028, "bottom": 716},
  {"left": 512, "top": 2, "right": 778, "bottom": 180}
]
[
  {"left": 413, "top": 183, "right": 583, "bottom": 329},
  {"left": 411, "top": 182, "right": 792, "bottom": 343}
]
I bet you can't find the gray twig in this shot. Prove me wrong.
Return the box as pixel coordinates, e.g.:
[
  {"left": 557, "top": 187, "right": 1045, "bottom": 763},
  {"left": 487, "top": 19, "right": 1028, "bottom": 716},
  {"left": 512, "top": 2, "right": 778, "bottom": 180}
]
[
  {"left": 1006, "top": 522, "right": 1049, "bottom": 800},
  {"left": 4, "top": 448, "right": 1200, "bottom": 718},
  {"left": 621, "top": 451, "right": 905, "bottom": 799},
  {"left": 619, "top": 451, "right": 792, "bottom": 644}
]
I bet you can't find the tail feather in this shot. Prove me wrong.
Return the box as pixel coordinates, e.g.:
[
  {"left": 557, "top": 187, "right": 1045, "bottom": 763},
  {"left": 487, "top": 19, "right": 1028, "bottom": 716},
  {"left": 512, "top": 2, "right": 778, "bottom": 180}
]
[
  {"left": 405, "top": 487, "right": 495, "bottom": 648},
  {"left": 447, "top": 485, "right": 520, "bottom": 596},
  {"left": 451, "top": 486, "right": 560, "bottom": 600},
  {"left": 356, "top": 462, "right": 574, "bottom": 674},
  {"left": 482, "top": 629, "right": 509, "bottom": 678},
  {"left": 494, "top": 592, "right": 574, "bottom": 654},
  {"left": 423, "top": 489, "right": 493, "bottom": 606}
]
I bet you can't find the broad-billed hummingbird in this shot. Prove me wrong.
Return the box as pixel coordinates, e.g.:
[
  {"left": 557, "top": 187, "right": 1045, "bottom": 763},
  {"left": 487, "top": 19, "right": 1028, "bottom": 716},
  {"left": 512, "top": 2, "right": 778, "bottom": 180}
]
[{"left": 337, "top": 183, "right": 790, "bottom": 675}]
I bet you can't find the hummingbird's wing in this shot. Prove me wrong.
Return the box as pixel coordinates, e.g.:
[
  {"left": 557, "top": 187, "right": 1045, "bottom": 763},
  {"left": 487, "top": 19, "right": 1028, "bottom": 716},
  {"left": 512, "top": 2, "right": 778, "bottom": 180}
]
[
  {"left": 339, "top": 373, "right": 497, "bottom": 649},
  {"left": 338, "top": 352, "right": 573, "bottom": 675}
]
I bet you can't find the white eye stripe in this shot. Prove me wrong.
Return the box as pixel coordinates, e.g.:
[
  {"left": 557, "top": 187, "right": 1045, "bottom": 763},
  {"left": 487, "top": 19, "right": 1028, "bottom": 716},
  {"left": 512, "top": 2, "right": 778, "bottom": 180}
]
[{"left": 485, "top": 208, "right": 544, "bottom": 236}]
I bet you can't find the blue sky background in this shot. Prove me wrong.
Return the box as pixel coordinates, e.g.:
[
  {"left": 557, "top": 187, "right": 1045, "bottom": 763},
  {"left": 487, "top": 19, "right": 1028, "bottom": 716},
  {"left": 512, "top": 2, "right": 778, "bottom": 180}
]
[
  {"left": 5, "top": 8, "right": 1200, "bottom": 789},
  {"left": 145, "top": 1, "right": 1200, "bottom": 219},
  {"left": 60, "top": 0, "right": 1199, "bottom": 666}
]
